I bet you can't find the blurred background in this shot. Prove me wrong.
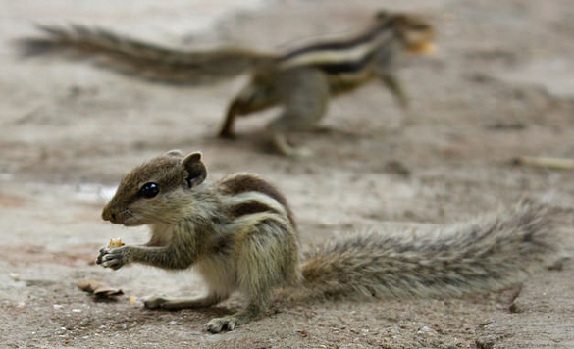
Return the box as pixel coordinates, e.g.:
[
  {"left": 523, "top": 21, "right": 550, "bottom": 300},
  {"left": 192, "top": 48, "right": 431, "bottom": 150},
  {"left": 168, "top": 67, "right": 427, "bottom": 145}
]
[{"left": 1, "top": 0, "right": 573, "bottom": 347}]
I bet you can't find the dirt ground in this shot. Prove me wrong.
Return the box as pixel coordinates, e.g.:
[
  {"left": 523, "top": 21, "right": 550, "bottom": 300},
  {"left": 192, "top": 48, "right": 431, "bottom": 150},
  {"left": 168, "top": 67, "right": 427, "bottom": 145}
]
[{"left": 1, "top": 0, "right": 574, "bottom": 348}]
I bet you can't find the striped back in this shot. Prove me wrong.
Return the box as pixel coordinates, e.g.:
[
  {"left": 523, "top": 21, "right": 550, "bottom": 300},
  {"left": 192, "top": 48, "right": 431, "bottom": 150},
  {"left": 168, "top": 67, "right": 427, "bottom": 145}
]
[
  {"left": 278, "top": 15, "right": 396, "bottom": 75},
  {"left": 219, "top": 174, "right": 296, "bottom": 228}
]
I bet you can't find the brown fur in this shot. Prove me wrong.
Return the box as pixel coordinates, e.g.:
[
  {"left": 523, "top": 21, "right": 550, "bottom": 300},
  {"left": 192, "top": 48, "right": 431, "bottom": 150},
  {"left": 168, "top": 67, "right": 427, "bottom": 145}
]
[{"left": 97, "top": 151, "right": 557, "bottom": 333}]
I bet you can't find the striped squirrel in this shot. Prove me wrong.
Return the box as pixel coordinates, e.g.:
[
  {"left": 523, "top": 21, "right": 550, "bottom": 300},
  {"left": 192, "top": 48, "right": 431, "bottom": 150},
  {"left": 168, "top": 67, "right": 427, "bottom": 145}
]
[
  {"left": 97, "top": 150, "right": 555, "bottom": 333},
  {"left": 22, "top": 11, "right": 435, "bottom": 157}
]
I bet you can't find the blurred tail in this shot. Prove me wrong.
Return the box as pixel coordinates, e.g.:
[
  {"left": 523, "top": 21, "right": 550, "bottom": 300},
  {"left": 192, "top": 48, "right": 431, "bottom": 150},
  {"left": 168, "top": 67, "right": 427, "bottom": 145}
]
[{"left": 19, "top": 25, "right": 276, "bottom": 84}]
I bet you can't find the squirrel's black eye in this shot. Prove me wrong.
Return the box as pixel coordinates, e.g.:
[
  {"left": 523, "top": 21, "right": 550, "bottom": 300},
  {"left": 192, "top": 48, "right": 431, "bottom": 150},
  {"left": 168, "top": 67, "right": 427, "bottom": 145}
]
[{"left": 139, "top": 182, "right": 159, "bottom": 199}]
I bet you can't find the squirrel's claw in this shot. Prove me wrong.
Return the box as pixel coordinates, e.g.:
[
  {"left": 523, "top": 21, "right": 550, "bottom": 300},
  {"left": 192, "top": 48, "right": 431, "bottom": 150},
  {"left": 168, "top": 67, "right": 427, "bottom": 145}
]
[
  {"left": 96, "top": 246, "right": 130, "bottom": 270},
  {"left": 207, "top": 316, "right": 237, "bottom": 333}
]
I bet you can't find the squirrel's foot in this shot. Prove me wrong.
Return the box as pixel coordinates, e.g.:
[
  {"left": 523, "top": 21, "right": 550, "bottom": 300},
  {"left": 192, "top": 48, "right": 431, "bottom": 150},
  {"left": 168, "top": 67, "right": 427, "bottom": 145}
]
[
  {"left": 286, "top": 146, "right": 313, "bottom": 158},
  {"left": 143, "top": 296, "right": 169, "bottom": 310},
  {"left": 96, "top": 246, "right": 131, "bottom": 270},
  {"left": 271, "top": 133, "right": 313, "bottom": 158},
  {"left": 218, "top": 127, "right": 236, "bottom": 139},
  {"left": 207, "top": 304, "right": 263, "bottom": 333},
  {"left": 207, "top": 315, "right": 238, "bottom": 333}
]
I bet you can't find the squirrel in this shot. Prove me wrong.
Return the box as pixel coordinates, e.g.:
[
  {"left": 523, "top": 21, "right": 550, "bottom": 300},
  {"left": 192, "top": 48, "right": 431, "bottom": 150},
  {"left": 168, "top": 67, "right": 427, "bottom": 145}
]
[
  {"left": 97, "top": 150, "right": 556, "bottom": 333},
  {"left": 20, "top": 11, "right": 436, "bottom": 157}
]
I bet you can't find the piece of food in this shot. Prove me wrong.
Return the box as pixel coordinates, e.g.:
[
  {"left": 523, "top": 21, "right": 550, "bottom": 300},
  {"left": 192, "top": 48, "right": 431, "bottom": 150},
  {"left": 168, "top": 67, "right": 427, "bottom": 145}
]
[
  {"left": 107, "top": 238, "right": 125, "bottom": 248},
  {"left": 77, "top": 279, "right": 124, "bottom": 299},
  {"left": 410, "top": 42, "right": 437, "bottom": 54}
]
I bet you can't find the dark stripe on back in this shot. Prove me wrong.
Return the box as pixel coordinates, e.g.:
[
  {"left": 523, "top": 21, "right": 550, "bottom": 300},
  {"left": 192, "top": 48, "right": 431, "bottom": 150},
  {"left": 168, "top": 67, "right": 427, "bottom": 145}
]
[
  {"left": 231, "top": 200, "right": 282, "bottom": 218},
  {"left": 310, "top": 47, "right": 380, "bottom": 75},
  {"left": 279, "top": 20, "right": 393, "bottom": 61},
  {"left": 219, "top": 174, "right": 296, "bottom": 227}
]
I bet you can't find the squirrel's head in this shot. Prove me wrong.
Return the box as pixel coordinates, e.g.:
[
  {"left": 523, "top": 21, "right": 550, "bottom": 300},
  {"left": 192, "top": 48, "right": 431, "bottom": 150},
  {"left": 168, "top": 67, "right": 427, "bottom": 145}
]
[
  {"left": 102, "top": 150, "right": 207, "bottom": 226},
  {"left": 376, "top": 11, "right": 436, "bottom": 55}
]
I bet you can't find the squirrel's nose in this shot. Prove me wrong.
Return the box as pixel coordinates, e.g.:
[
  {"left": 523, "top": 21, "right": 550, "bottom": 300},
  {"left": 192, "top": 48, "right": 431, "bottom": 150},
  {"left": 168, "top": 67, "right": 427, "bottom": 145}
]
[{"left": 101, "top": 206, "right": 114, "bottom": 222}]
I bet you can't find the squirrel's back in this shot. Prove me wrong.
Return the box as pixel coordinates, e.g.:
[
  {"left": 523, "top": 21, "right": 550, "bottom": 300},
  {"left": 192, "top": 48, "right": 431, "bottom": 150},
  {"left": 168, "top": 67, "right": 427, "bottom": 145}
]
[{"left": 18, "top": 12, "right": 434, "bottom": 86}]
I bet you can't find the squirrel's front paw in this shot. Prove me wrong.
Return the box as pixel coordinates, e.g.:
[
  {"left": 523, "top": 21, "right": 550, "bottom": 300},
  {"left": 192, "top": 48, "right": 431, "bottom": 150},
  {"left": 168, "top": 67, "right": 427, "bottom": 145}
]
[{"left": 96, "top": 246, "right": 131, "bottom": 270}]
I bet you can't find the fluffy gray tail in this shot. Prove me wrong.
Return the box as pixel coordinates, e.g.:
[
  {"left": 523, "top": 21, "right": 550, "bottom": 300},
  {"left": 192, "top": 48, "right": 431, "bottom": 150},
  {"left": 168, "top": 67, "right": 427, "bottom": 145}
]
[
  {"left": 300, "top": 200, "right": 556, "bottom": 300},
  {"left": 19, "top": 25, "right": 275, "bottom": 84}
]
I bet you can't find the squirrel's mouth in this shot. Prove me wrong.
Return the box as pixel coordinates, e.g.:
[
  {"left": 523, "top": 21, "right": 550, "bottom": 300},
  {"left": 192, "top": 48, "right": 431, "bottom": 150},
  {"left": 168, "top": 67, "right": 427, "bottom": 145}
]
[
  {"left": 120, "top": 216, "right": 140, "bottom": 226},
  {"left": 102, "top": 207, "right": 139, "bottom": 225}
]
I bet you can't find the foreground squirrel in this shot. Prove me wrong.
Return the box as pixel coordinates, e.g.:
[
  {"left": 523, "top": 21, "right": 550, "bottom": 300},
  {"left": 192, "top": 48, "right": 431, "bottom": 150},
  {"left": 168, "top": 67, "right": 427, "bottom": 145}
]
[
  {"left": 22, "top": 11, "right": 435, "bottom": 156},
  {"left": 97, "top": 150, "right": 555, "bottom": 333}
]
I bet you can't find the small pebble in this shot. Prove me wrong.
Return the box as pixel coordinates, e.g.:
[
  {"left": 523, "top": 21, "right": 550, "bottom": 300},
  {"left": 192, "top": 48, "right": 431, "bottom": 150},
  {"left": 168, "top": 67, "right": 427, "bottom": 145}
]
[{"left": 417, "top": 325, "right": 437, "bottom": 336}]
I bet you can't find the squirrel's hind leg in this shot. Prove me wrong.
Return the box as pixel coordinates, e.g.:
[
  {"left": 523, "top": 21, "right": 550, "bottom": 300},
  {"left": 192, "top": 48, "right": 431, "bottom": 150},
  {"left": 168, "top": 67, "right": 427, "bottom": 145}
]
[
  {"left": 206, "top": 269, "right": 274, "bottom": 333},
  {"left": 218, "top": 103, "right": 239, "bottom": 139},
  {"left": 144, "top": 292, "right": 227, "bottom": 310},
  {"left": 218, "top": 77, "right": 279, "bottom": 139},
  {"left": 267, "top": 68, "right": 330, "bottom": 157},
  {"left": 206, "top": 220, "right": 298, "bottom": 333}
]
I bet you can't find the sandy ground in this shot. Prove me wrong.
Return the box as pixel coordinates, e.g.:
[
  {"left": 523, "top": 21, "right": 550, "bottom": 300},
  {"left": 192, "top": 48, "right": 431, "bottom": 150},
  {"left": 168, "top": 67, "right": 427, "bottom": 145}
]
[{"left": 1, "top": 0, "right": 574, "bottom": 348}]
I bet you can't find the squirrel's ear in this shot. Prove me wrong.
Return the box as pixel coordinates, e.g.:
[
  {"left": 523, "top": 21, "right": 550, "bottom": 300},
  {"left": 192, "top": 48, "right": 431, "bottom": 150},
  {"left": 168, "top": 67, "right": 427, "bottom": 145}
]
[
  {"left": 182, "top": 152, "right": 207, "bottom": 187},
  {"left": 164, "top": 149, "right": 184, "bottom": 158}
]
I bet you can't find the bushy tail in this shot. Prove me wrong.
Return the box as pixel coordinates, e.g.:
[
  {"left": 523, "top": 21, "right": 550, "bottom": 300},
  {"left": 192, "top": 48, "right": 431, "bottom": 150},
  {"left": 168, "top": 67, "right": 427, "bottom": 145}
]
[
  {"left": 300, "top": 200, "right": 556, "bottom": 300},
  {"left": 19, "top": 25, "right": 276, "bottom": 84}
]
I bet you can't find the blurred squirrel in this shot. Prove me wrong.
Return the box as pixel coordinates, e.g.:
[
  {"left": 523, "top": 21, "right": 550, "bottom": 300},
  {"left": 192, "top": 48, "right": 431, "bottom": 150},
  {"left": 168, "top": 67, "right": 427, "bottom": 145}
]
[
  {"left": 21, "top": 11, "right": 435, "bottom": 156},
  {"left": 97, "top": 150, "right": 555, "bottom": 333}
]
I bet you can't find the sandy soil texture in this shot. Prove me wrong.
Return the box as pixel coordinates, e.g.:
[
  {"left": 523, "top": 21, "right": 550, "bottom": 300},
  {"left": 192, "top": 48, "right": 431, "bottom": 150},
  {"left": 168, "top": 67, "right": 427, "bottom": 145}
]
[{"left": 1, "top": 0, "right": 574, "bottom": 348}]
